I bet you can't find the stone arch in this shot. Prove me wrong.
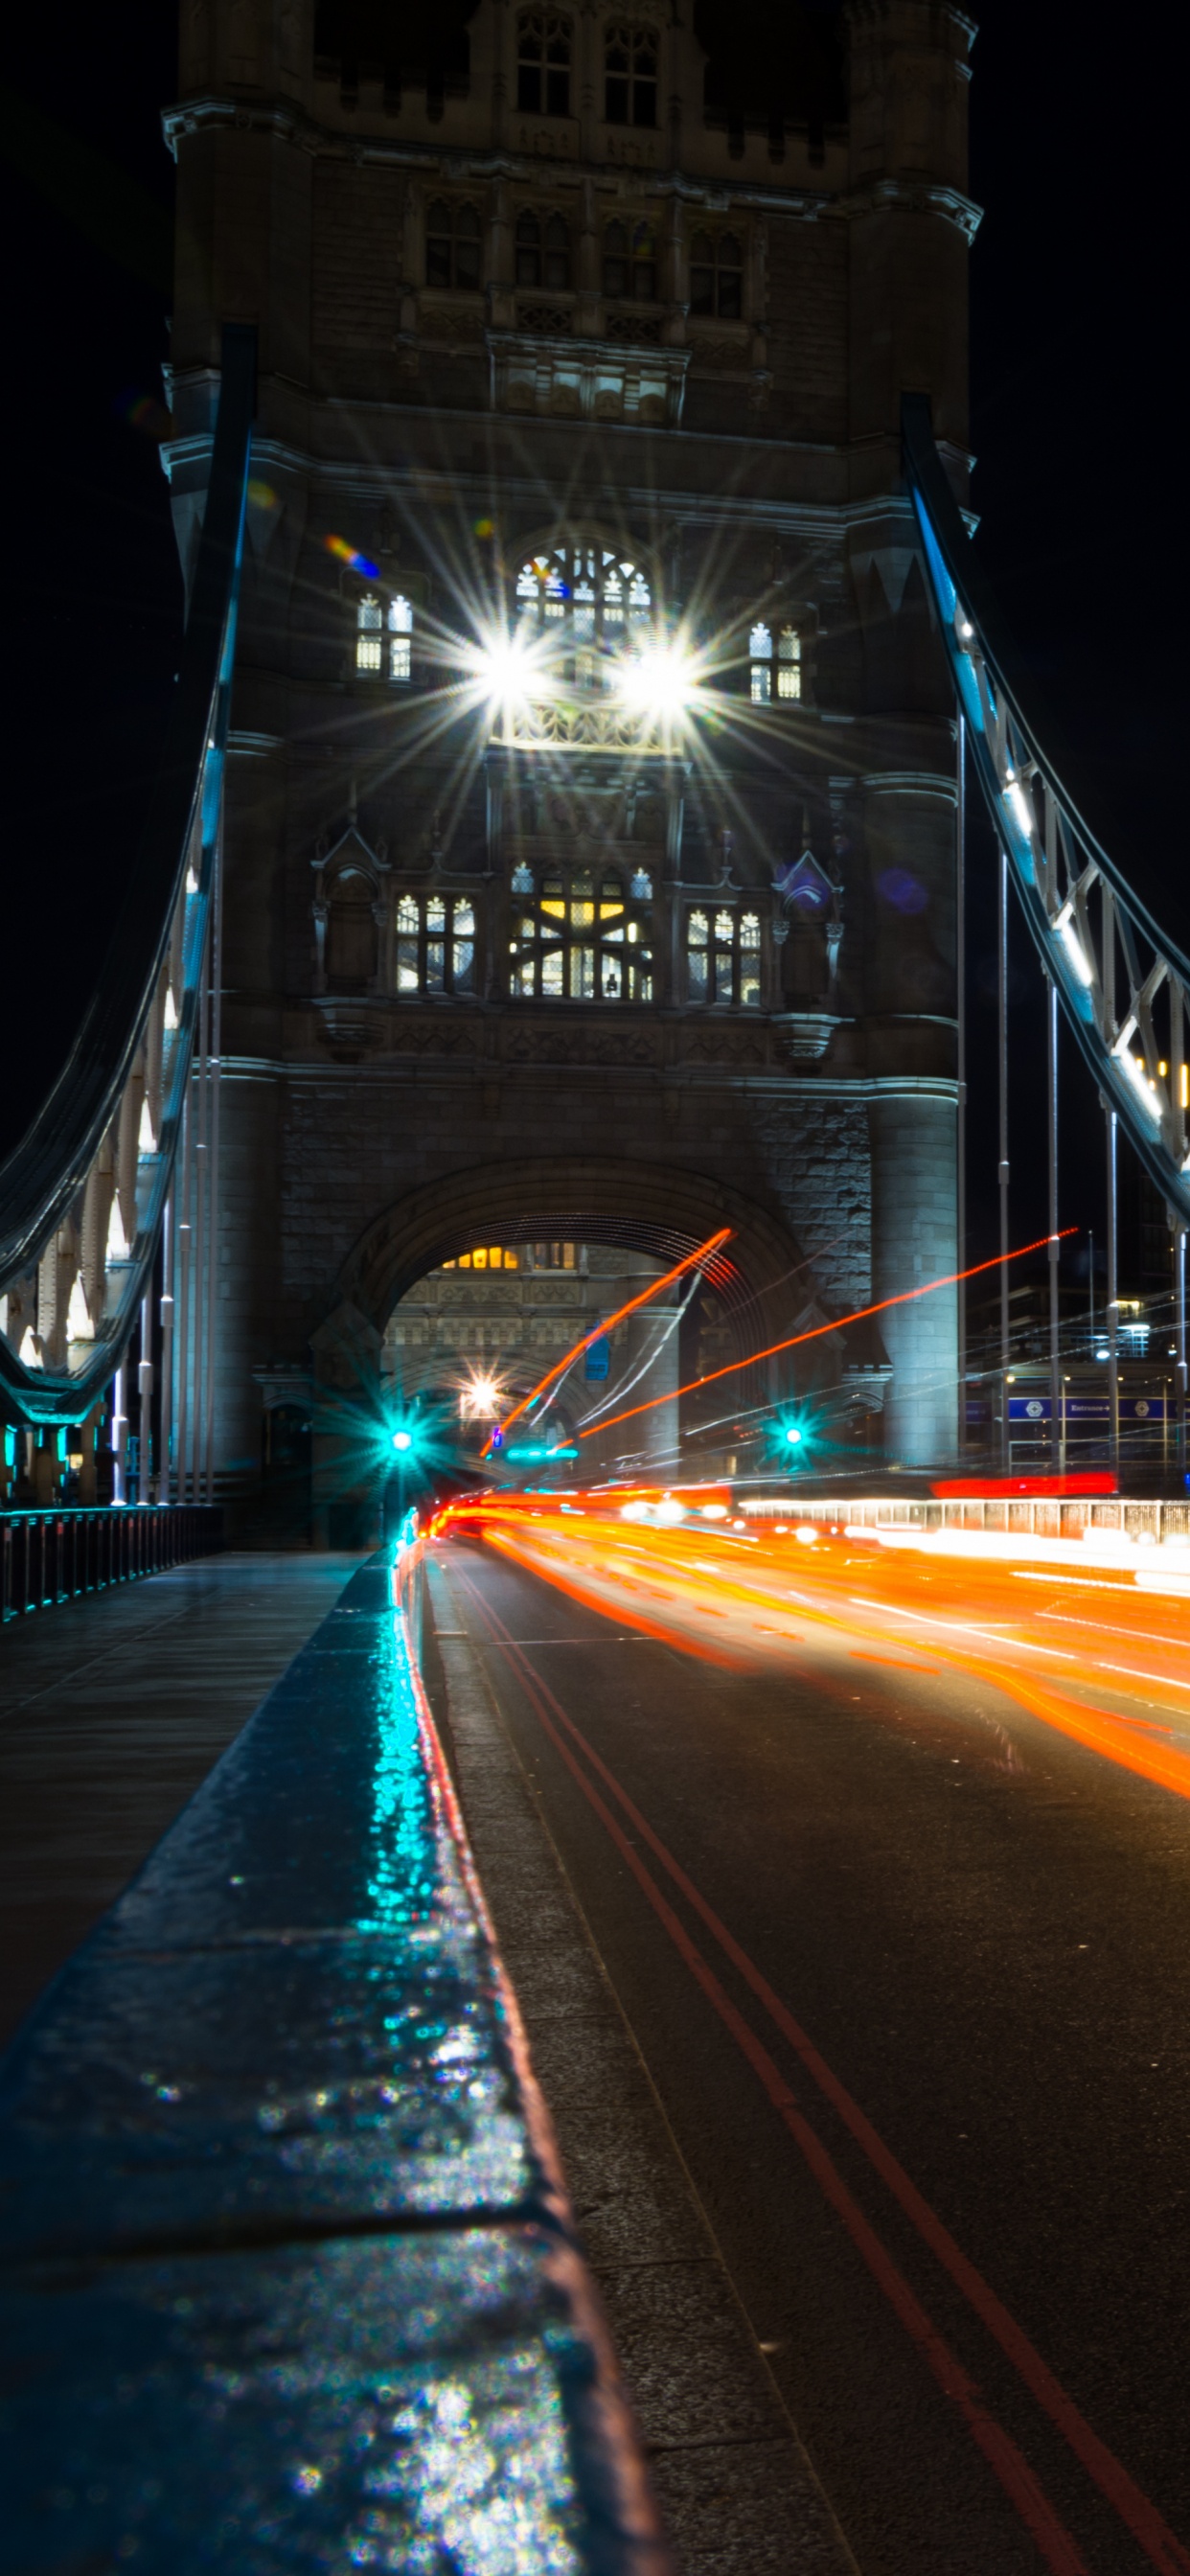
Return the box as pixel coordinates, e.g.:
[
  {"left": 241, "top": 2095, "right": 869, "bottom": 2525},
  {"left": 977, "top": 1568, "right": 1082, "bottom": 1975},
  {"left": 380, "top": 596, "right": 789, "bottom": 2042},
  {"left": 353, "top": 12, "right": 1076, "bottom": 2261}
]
[{"left": 337, "top": 1154, "right": 809, "bottom": 1345}]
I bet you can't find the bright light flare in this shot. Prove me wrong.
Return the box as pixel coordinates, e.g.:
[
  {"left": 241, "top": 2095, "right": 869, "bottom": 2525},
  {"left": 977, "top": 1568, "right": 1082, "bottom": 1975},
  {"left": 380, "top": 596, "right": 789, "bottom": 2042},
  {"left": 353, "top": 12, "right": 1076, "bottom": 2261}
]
[
  {"left": 467, "top": 624, "right": 542, "bottom": 717},
  {"left": 460, "top": 1372, "right": 504, "bottom": 1421},
  {"left": 618, "top": 638, "right": 698, "bottom": 724},
  {"left": 391, "top": 1428, "right": 414, "bottom": 1453}
]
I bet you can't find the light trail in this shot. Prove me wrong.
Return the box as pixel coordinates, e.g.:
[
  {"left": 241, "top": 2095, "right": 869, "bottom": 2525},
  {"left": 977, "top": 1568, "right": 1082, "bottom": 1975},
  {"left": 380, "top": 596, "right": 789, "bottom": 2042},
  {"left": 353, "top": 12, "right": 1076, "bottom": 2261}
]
[
  {"left": 578, "top": 1227, "right": 1078, "bottom": 1441},
  {"left": 433, "top": 1490, "right": 1190, "bottom": 1803},
  {"left": 485, "top": 1226, "right": 731, "bottom": 1452}
]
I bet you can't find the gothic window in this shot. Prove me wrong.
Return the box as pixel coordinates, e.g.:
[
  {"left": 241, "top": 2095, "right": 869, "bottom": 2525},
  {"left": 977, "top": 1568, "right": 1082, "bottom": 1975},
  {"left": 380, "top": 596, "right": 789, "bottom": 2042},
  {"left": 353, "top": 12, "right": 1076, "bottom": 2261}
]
[
  {"left": 748, "top": 620, "right": 801, "bottom": 704},
  {"left": 605, "top": 23, "right": 657, "bottom": 126},
  {"left": 685, "top": 907, "right": 761, "bottom": 1006},
  {"left": 516, "top": 10, "right": 571, "bottom": 115},
  {"left": 689, "top": 230, "right": 744, "bottom": 320},
  {"left": 510, "top": 865, "right": 652, "bottom": 1000},
  {"left": 425, "top": 198, "right": 482, "bottom": 290},
  {"left": 444, "top": 1246, "right": 521, "bottom": 1269},
  {"left": 326, "top": 871, "right": 378, "bottom": 991},
  {"left": 396, "top": 893, "right": 475, "bottom": 997},
  {"left": 603, "top": 218, "right": 657, "bottom": 300},
  {"left": 356, "top": 591, "right": 414, "bottom": 683},
  {"left": 514, "top": 541, "right": 652, "bottom": 686},
  {"left": 515, "top": 209, "right": 571, "bottom": 290}
]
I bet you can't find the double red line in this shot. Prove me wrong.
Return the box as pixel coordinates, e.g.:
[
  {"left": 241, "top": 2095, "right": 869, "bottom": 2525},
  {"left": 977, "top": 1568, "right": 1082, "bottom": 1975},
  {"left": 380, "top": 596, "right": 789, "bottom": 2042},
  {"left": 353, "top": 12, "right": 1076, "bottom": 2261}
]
[{"left": 450, "top": 1562, "right": 1190, "bottom": 2576}]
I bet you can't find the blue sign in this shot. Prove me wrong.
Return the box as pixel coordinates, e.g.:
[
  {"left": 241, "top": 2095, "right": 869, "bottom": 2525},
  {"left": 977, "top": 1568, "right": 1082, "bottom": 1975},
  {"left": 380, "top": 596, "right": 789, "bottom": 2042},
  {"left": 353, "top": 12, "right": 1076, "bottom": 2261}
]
[{"left": 584, "top": 1335, "right": 610, "bottom": 1382}]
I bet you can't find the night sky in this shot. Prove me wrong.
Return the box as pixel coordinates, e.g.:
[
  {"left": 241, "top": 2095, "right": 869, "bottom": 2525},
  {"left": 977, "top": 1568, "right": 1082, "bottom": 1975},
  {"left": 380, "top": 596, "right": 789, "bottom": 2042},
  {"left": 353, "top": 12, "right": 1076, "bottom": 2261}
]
[{"left": 1, "top": 4, "right": 1179, "bottom": 1310}]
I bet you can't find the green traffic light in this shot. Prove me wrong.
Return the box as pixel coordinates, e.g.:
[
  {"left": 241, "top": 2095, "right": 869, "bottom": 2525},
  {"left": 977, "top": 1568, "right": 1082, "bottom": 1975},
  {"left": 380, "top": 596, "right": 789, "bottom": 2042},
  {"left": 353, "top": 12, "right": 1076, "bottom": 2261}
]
[
  {"left": 785, "top": 1425, "right": 802, "bottom": 1445},
  {"left": 391, "top": 1428, "right": 414, "bottom": 1453}
]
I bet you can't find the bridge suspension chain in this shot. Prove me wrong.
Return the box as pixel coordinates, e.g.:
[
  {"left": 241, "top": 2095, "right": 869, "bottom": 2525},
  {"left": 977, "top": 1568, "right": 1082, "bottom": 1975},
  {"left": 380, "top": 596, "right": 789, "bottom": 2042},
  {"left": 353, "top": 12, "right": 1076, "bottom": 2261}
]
[
  {"left": 904, "top": 394, "right": 1190, "bottom": 1233},
  {"left": 0, "top": 327, "right": 255, "bottom": 1463}
]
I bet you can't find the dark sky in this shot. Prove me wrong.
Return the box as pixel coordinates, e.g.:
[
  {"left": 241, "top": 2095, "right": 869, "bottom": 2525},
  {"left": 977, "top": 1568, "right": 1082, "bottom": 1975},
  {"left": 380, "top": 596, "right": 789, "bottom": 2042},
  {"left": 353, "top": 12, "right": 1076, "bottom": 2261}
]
[{"left": 0, "top": 3, "right": 1179, "bottom": 1303}]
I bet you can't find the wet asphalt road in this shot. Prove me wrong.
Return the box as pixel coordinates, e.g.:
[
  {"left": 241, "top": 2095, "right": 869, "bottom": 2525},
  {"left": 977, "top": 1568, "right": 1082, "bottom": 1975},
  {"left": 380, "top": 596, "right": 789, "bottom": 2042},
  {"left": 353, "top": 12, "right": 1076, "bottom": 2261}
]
[{"left": 437, "top": 1535, "right": 1190, "bottom": 2576}]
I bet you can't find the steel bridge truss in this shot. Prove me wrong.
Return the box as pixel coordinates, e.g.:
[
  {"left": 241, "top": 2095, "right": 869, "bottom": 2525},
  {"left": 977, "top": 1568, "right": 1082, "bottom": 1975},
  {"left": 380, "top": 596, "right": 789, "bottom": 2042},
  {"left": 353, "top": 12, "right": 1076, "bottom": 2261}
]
[{"left": 904, "top": 397, "right": 1190, "bottom": 1230}]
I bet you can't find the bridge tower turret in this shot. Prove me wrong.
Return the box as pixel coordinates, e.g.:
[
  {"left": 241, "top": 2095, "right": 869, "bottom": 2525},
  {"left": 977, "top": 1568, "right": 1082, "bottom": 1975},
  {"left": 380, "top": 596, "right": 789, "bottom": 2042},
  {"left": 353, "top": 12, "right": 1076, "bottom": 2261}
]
[{"left": 162, "top": 0, "right": 977, "bottom": 1530}]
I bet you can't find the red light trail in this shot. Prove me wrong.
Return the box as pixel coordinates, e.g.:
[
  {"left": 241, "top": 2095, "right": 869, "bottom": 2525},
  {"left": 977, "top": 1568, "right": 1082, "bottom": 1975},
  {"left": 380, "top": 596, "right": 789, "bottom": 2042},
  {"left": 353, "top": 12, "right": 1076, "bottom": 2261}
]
[
  {"left": 578, "top": 1226, "right": 1079, "bottom": 1442},
  {"left": 485, "top": 1226, "right": 732, "bottom": 1453}
]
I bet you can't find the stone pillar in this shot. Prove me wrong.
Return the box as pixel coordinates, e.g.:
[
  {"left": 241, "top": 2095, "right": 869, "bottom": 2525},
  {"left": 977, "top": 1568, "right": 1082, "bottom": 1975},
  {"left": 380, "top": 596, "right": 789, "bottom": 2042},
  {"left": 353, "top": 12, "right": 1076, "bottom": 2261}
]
[{"left": 869, "top": 1090, "right": 957, "bottom": 1466}]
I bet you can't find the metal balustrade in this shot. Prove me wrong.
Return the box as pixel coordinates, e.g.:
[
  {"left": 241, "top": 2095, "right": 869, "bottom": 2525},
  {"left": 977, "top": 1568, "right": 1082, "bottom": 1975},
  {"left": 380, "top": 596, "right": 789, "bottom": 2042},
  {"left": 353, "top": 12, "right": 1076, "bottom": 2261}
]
[{"left": 0, "top": 1505, "right": 222, "bottom": 1623}]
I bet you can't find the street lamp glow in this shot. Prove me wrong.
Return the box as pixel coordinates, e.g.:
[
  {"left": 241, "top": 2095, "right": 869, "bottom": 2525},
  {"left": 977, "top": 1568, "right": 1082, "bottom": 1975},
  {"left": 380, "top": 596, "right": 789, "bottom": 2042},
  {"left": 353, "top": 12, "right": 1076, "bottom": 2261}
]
[
  {"left": 473, "top": 626, "right": 535, "bottom": 714},
  {"left": 619, "top": 639, "right": 697, "bottom": 724},
  {"left": 391, "top": 1428, "right": 414, "bottom": 1453}
]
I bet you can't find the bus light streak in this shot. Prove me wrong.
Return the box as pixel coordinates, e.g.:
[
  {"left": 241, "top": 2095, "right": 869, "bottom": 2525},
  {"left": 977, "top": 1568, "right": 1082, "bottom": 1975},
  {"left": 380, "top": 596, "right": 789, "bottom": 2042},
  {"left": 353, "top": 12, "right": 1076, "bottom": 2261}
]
[{"left": 579, "top": 1228, "right": 1079, "bottom": 1441}]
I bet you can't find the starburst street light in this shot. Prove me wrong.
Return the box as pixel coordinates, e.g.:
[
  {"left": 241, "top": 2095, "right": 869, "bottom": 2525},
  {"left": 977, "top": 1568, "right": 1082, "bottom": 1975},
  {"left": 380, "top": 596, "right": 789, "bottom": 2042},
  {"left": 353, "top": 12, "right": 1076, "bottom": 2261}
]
[
  {"left": 459, "top": 1371, "right": 504, "bottom": 1421},
  {"left": 618, "top": 636, "right": 699, "bottom": 725}
]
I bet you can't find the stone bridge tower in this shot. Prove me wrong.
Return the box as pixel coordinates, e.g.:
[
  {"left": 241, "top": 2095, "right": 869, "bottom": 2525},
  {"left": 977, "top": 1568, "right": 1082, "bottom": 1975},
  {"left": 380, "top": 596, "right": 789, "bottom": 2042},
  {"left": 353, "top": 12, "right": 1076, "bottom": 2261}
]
[{"left": 165, "top": 0, "right": 976, "bottom": 1530}]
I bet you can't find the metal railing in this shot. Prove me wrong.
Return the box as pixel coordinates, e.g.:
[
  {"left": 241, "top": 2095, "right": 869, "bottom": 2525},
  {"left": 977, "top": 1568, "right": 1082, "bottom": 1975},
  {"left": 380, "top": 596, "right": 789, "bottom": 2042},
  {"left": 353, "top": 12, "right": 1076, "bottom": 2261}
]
[{"left": 0, "top": 1505, "right": 222, "bottom": 1623}]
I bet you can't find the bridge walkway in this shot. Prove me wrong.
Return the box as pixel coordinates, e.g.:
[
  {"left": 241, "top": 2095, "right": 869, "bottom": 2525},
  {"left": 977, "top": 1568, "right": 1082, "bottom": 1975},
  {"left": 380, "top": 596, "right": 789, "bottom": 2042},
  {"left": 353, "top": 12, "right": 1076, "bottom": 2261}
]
[{"left": 0, "top": 1552, "right": 361, "bottom": 2047}]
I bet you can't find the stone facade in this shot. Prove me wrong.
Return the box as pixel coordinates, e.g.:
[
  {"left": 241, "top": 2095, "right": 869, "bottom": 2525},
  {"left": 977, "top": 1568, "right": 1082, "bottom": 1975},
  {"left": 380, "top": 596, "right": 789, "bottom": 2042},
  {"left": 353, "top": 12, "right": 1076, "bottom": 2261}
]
[{"left": 166, "top": 0, "right": 975, "bottom": 1527}]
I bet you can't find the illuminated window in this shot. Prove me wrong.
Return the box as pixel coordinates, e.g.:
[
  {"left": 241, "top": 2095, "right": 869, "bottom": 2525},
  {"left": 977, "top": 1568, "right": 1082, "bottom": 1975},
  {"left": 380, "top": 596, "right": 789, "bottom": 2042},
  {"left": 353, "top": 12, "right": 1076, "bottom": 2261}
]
[
  {"left": 605, "top": 23, "right": 656, "bottom": 126},
  {"left": 446, "top": 1246, "right": 521, "bottom": 1270},
  {"left": 529, "top": 1242, "right": 577, "bottom": 1269},
  {"left": 510, "top": 865, "right": 652, "bottom": 1001},
  {"left": 515, "top": 208, "right": 571, "bottom": 289},
  {"left": 603, "top": 218, "right": 657, "bottom": 300},
  {"left": 685, "top": 906, "right": 761, "bottom": 1006},
  {"left": 395, "top": 893, "right": 475, "bottom": 997},
  {"left": 749, "top": 623, "right": 771, "bottom": 703},
  {"left": 689, "top": 230, "right": 744, "bottom": 320},
  {"left": 516, "top": 11, "right": 571, "bottom": 115},
  {"left": 425, "top": 198, "right": 482, "bottom": 290},
  {"left": 514, "top": 542, "right": 652, "bottom": 686},
  {"left": 356, "top": 593, "right": 383, "bottom": 674},
  {"left": 357, "top": 590, "right": 414, "bottom": 683},
  {"left": 747, "top": 620, "right": 800, "bottom": 703}
]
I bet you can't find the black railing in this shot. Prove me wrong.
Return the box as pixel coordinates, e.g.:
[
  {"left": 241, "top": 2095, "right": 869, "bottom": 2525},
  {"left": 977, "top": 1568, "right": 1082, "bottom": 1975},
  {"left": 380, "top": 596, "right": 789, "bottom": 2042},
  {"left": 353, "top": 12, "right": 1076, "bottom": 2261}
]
[{"left": 0, "top": 1506, "right": 221, "bottom": 1623}]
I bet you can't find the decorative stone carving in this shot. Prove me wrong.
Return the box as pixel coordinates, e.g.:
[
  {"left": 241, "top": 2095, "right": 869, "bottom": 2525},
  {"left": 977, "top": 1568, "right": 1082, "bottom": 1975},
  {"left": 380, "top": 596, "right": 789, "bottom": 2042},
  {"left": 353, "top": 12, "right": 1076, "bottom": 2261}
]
[{"left": 488, "top": 330, "right": 689, "bottom": 428}]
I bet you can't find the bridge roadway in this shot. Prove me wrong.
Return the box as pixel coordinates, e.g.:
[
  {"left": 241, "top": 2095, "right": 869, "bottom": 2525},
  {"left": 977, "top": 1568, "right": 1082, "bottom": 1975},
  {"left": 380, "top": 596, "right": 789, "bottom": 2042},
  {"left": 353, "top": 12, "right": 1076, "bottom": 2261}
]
[{"left": 425, "top": 1525, "right": 1190, "bottom": 2576}]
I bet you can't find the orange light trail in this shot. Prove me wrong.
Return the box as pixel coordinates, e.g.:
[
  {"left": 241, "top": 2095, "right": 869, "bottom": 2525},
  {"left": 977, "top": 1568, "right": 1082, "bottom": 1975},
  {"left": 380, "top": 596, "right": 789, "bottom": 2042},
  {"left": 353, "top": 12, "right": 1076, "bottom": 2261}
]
[
  {"left": 485, "top": 1226, "right": 732, "bottom": 1454},
  {"left": 579, "top": 1227, "right": 1078, "bottom": 1442},
  {"left": 431, "top": 1489, "right": 1190, "bottom": 1812}
]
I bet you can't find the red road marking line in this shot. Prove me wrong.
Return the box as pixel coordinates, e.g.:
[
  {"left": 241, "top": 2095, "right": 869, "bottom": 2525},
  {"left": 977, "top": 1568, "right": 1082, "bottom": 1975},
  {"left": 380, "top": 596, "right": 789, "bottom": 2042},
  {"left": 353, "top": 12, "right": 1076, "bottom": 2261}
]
[
  {"left": 454, "top": 1561, "right": 1190, "bottom": 2576},
  {"left": 451, "top": 1569, "right": 1091, "bottom": 2576}
]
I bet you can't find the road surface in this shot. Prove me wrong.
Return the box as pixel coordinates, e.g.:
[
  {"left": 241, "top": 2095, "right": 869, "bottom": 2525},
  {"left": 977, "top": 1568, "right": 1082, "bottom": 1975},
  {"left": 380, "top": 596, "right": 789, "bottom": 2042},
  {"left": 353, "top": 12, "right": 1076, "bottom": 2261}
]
[{"left": 429, "top": 1506, "right": 1190, "bottom": 2576}]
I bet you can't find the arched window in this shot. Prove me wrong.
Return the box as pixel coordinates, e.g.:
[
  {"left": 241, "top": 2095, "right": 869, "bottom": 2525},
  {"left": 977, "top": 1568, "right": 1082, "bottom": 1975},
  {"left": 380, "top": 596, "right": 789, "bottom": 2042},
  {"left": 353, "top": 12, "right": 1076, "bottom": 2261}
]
[
  {"left": 356, "top": 593, "right": 383, "bottom": 675},
  {"left": 514, "top": 541, "right": 652, "bottom": 683},
  {"left": 749, "top": 623, "right": 772, "bottom": 703},
  {"left": 517, "top": 10, "right": 571, "bottom": 116},
  {"left": 685, "top": 907, "right": 761, "bottom": 1006},
  {"left": 425, "top": 198, "right": 482, "bottom": 291},
  {"left": 326, "top": 871, "right": 378, "bottom": 991},
  {"left": 396, "top": 894, "right": 475, "bottom": 997},
  {"left": 689, "top": 230, "right": 744, "bottom": 320},
  {"left": 747, "top": 620, "right": 800, "bottom": 705},
  {"left": 356, "top": 590, "right": 414, "bottom": 684},
  {"left": 510, "top": 864, "right": 652, "bottom": 1001},
  {"left": 605, "top": 23, "right": 657, "bottom": 126},
  {"left": 515, "top": 208, "right": 570, "bottom": 290},
  {"left": 603, "top": 218, "right": 657, "bottom": 300}
]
